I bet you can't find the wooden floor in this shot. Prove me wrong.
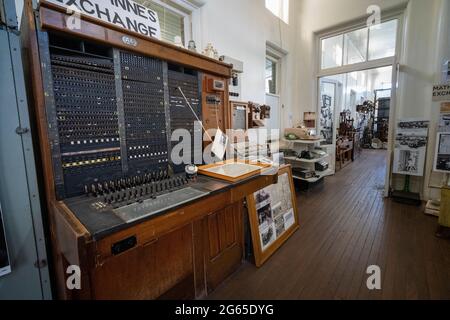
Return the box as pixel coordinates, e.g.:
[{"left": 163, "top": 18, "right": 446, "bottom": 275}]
[{"left": 209, "top": 150, "right": 450, "bottom": 300}]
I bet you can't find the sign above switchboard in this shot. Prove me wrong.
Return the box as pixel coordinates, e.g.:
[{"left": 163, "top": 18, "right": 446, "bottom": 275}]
[{"left": 44, "top": 0, "right": 162, "bottom": 40}]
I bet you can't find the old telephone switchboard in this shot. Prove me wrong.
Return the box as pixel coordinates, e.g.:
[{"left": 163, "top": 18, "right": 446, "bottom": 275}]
[
  {"left": 168, "top": 68, "right": 202, "bottom": 173},
  {"left": 44, "top": 34, "right": 206, "bottom": 220}
]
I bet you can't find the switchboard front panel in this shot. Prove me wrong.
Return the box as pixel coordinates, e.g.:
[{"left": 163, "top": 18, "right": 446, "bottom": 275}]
[
  {"left": 168, "top": 67, "right": 202, "bottom": 173},
  {"left": 120, "top": 52, "right": 168, "bottom": 176},
  {"left": 44, "top": 35, "right": 203, "bottom": 200},
  {"left": 50, "top": 51, "right": 122, "bottom": 198}
]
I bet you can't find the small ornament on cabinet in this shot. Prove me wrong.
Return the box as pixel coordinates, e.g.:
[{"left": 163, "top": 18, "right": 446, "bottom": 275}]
[
  {"left": 188, "top": 40, "right": 197, "bottom": 52},
  {"left": 173, "top": 36, "right": 184, "bottom": 48},
  {"left": 203, "top": 43, "right": 217, "bottom": 59}
]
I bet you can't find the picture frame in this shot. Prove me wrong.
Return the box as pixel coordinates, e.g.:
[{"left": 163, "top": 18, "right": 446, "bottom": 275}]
[
  {"left": 0, "top": 203, "right": 11, "bottom": 278},
  {"left": 246, "top": 165, "right": 299, "bottom": 267},
  {"left": 393, "top": 118, "right": 429, "bottom": 177},
  {"left": 434, "top": 132, "right": 450, "bottom": 173},
  {"left": 198, "top": 159, "right": 272, "bottom": 183}
]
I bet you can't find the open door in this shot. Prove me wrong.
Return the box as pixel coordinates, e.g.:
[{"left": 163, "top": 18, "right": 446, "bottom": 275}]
[{"left": 318, "top": 78, "right": 343, "bottom": 173}]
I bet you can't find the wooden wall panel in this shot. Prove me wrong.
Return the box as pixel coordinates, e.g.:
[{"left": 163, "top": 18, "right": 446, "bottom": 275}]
[
  {"left": 208, "top": 213, "right": 221, "bottom": 259},
  {"left": 224, "top": 206, "right": 237, "bottom": 248},
  {"left": 192, "top": 219, "right": 207, "bottom": 298}
]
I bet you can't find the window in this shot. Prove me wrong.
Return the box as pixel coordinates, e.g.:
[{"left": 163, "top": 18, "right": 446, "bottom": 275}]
[
  {"left": 368, "top": 20, "right": 398, "bottom": 60},
  {"left": 321, "top": 19, "right": 398, "bottom": 70},
  {"left": 265, "top": 0, "right": 289, "bottom": 24},
  {"left": 136, "top": 0, "right": 192, "bottom": 45},
  {"left": 266, "top": 57, "right": 278, "bottom": 95},
  {"left": 321, "top": 35, "right": 343, "bottom": 69},
  {"left": 343, "top": 28, "right": 368, "bottom": 65}
]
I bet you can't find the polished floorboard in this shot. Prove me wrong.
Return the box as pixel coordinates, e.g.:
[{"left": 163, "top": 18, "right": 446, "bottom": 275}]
[{"left": 209, "top": 150, "right": 450, "bottom": 300}]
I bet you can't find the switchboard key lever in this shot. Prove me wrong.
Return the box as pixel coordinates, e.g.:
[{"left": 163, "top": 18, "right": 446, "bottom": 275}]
[
  {"left": 91, "top": 184, "right": 97, "bottom": 197},
  {"left": 98, "top": 183, "right": 104, "bottom": 195}
]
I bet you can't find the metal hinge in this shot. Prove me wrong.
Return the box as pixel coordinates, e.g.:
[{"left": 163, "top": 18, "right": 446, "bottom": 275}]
[{"left": 15, "top": 126, "right": 30, "bottom": 135}]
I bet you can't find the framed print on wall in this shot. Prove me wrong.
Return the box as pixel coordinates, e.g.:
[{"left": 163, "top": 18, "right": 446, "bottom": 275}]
[{"left": 246, "top": 165, "right": 299, "bottom": 267}]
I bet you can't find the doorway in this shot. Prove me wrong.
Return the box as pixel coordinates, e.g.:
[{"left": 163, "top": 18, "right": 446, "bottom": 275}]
[
  {"left": 316, "top": 16, "right": 401, "bottom": 190},
  {"left": 320, "top": 66, "right": 393, "bottom": 175}
]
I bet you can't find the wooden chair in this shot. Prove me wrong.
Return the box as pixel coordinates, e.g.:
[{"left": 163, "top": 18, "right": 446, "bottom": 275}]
[{"left": 336, "top": 137, "right": 354, "bottom": 171}]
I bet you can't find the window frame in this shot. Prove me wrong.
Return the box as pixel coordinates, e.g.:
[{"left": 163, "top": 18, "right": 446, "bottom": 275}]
[
  {"left": 145, "top": 0, "right": 194, "bottom": 46},
  {"left": 318, "top": 17, "right": 400, "bottom": 77}
]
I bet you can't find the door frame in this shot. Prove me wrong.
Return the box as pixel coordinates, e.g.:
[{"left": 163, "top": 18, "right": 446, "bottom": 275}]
[
  {"left": 314, "top": 9, "right": 405, "bottom": 196},
  {"left": 318, "top": 78, "right": 343, "bottom": 173},
  {"left": 266, "top": 41, "right": 288, "bottom": 131}
]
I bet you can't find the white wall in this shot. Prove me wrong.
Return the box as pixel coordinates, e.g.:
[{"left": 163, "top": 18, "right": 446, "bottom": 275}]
[{"left": 193, "top": 0, "right": 299, "bottom": 129}]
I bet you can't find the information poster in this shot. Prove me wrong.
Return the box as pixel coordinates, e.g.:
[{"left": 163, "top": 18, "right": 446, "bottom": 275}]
[
  {"left": 432, "top": 104, "right": 450, "bottom": 173},
  {"left": 253, "top": 173, "right": 295, "bottom": 252},
  {"left": 434, "top": 133, "right": 450, "bottom": 173},
  {"left": 393, "top": 119, "right": 429, "bottom": 177},
  {"left": 0, "top": 203, "right": 11, "bottom": 277}
]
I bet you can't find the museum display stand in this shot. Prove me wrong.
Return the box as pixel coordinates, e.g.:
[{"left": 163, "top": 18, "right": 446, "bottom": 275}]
[{"left": 283, "top": 139, "right": 333, "bottom": 187}]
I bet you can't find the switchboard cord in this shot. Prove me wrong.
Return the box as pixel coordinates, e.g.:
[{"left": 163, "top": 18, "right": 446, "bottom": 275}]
[
  {"left": 177, "top": 86, "right": 243, "bottom": 158},
  {"left": 177, "top": 86, "right": 213, "bottom": 141}
]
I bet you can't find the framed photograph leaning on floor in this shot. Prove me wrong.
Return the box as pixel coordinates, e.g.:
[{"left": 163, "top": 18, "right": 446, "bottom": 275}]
[{"left": 246, "top": 165, "right": 299, "bottom": 267}]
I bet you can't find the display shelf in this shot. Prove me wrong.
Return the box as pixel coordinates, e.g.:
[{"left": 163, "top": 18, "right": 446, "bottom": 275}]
[
  {"left": 285, "top": 155, "right": 328, "bottom": 163},
  {"left": 283, "top": 139, "right": 324, "bottom": 145},
  {"left": 292, "top": 169, "right": 334, "bottom": 183}
]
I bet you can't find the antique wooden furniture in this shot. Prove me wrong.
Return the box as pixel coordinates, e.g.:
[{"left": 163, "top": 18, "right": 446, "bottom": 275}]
[
  {"left": 303, "top": 112, "right": 316, "bottom": 129},
  {"left": 336, "top": 137, "right": 354, "bottom": 171},
  {"left": 248, "top": 102, "right": 271, "bottom": 128},
  {"left": 21, "top": 0, "right": 276, "bottom": 300},
  {"left": 339, "top": 111, "right": 355, "bottom": 137}
]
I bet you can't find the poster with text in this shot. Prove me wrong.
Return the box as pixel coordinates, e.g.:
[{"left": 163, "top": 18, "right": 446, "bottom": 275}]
[
  {"left": 0, "top": 203, "right": 11, "bottom": 277},
  {"left": 393, "top": 119, "right": 429, "bottom": 177}
]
